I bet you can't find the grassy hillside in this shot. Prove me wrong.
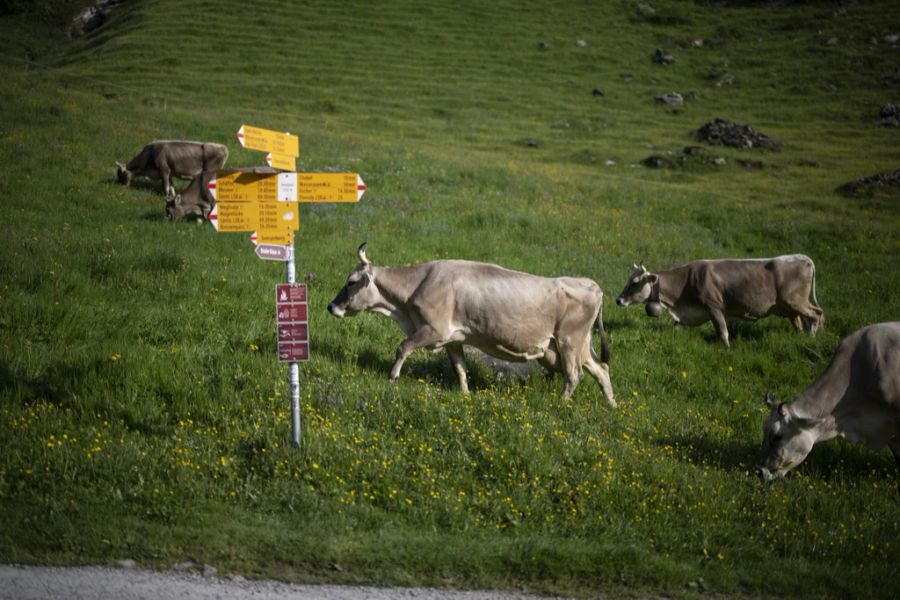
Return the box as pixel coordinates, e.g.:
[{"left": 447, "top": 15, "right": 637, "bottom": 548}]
[{"left": 1, "top": 0, "right": 899, "bottom": 598}]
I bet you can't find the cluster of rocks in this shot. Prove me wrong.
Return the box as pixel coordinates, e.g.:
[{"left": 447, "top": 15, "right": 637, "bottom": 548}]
[
  {"left": 838, "top": 168, "right": 900, "bottom": 197},
  {"left": 69, "top": 0, "right": 120, "bottom": 37},
  {"left": 695, "top": 118, "right": 780, "bottom": 150},
  {"left": 877, "top": 104, "right": 900, "bottom": 127}
]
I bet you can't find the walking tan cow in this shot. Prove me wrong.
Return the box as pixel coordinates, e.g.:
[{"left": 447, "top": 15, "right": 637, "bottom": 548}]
[
  {"left": 116, "top": 140, "right": 228, "bottom": 198},
  {"left": 757, "top": 322, "right": 900, "bottom": 480},
  {"left": 615, "top": 255, "right": 824, "bottom": 347},
  {"left": 328, "top": 244, "right": 616, "bottom": 405}
]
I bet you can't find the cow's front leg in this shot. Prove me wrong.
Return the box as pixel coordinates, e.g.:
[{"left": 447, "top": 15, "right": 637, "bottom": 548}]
[
  {"left": 709, "top": 308, "right": 730, "bottom": 348},
  {"left": 389, "top": 325, "right": 444, "bottom": 384},
  {"left": 446, "top": 343, "right": 469, "bottom": 395},
  {"left": 162, "top": 169, "right": 175, "bottom": 199}
]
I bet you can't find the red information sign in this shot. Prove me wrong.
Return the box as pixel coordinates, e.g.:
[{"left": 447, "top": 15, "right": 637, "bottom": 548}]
[{"left": 276, "top": 283, "right": 309, "bottom": 363}]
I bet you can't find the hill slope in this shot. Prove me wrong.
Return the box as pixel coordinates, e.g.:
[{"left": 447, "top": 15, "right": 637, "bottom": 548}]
[{"left": 1, "top": 1, "right": 899, "bottom": 598}]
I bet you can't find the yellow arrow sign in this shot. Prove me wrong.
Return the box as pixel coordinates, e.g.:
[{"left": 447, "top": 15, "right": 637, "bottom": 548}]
[
  {"left": 210, "top": 171, "right": 297, "bottom": 202},
  {"left": 258, "top": 200, "right": 298, "bottom": 232},
  {"left": 297, "top": 173, "right": 365, "bottom": 202},
  {"left": 237, "top": 124, "right": 299, "bottom": 157},
  {"left": 266, "top": 152, "right": 296, "bottom": 171},
  {"left": 216, "top": 201, "right": 258, "bottom": 232}
]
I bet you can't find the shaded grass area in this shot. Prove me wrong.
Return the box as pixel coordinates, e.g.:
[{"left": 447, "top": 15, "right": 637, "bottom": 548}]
[{"left": 1, "top": 0, "right": 900, "bottom": 598}]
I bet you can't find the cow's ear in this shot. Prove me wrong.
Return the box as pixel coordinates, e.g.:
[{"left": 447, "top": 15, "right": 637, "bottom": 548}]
[
  {"left": 116, "top": 161, "right": 125, "bottom": 169},
  {"left": 777, "top": 402, "right": 790, "bottom": 419},
  {"left": 647, "top": 273, "right": 659, "bottom": 285},
  {"left": 174, "top": 195, "right": 182, "bottom": 206}
]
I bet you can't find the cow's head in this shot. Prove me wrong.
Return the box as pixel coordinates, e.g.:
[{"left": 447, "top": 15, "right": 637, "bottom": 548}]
[
  {"left": 616, "top": 264, "right": 658, "bottom": 307},
  {"left": 115, "top": 162, "right": 132, "bottom": 185},
  {"left": 165, "top": 194, "right": 203, "bottom": 222},
  {"left": 756, "top": 391, "right": 823, "bottom": 481},
  {"left": 327, "top": 243, "right": 380, "bottom": 318}
]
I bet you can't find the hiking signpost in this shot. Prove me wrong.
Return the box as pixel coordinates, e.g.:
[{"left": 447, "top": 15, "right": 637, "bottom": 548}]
[{"left": 211, "top": 124, "right": 366, "bottom": 448}]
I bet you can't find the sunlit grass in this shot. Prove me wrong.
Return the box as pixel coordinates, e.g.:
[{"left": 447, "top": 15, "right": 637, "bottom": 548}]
[{"left": 1, "top": 0, "right": 899, "bottom": 598}]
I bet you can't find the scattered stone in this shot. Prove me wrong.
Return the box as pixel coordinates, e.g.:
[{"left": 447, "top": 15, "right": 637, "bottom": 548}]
[
  {"left": 797, "top": 159, "right": 821, "bottom": 168},
  {"left": 692, "top": 39, "right": 705, "bottom": 48},
  {"left": 116, "top": 560, "right": 136, "bottom": 569},
  {"left": 838, "top": 168, "right": 900, "bottom": 197},
  {"left": 576, "top": 39, "right": 587, "bottom": 47},
  {"left": 652, "top": 48, "right": 676, "bottom": 65},
  {"left": 713, "top": 157, "right": 727, "bottom": 166},
  {"left": 174, "top": 561, "right": 196, "bottom": 572},
  {"left": 622, "top": 73, "right": 635, "bottom": 82},
  {"left": 696, "top": 117, "right": 780, "bottom": 150},
  {"left": 642, "top": 155, "right": 674, "bottom": 169},
  {"left": 202, "top": 565, "right": 218, "bottom": 578},
  {"left": 737, "top": 159, "right": 765, "bottom": 170},
  {"left": 716, "top": 73, "right": 736, "bottom": 87},
  {"left": 884, "top": 34, "right": 899, "bottom": 44},
  {"left": 682, "top": 145, "right": 706, "bottom": 156},
  {"left": 823, "top": 83, "right": 838, "bottom": 93},
  {"left": 655, "top": 91, "right": 683, "bottom": 105},
  {"left": 538, "top": 41, "right": 549, "bottom": 50},
  {"left": 520, "top": 138, "right": 539, "bottom": 148},
  {"left": 825, "top": 36, "right": 839, "bottom": 45},
  {"left": 636, "top": 3, "right": 656, "bottom": 18},
  {"left": 605, "top": 159, "right": 616, "bottom": 166},
  {"left": 592, "top": 88, "right": 605, "bottom": 97},
  {"left": 877, "top": 104, "right": 900, "bottom": 127}
]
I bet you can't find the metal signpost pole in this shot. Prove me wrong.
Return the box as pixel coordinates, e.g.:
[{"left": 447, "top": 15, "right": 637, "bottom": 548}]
[{"left": 286, "top": 234, "right": 301, "bottom": 449}]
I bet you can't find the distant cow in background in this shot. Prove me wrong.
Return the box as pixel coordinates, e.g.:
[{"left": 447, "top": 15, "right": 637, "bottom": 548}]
[
  {"left": 756, "top": 321, "right": 900, "bottom": 480},
  {"left": 328, "top": 244, "right": 616, "bottom": 405},
  {"left": 166, "top": 166, "right": 277, "bottom": 222},
  {"left": 615, "top": 255, "right": 824, "bottom": 347},
  {"left": 116, "top": 140, "right": 228, "bottom": 198}
]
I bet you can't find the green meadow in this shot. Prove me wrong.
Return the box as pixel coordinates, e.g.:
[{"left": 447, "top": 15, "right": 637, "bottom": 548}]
[{"left": 1, "top": 0, "right": 899, "bottom": 597}]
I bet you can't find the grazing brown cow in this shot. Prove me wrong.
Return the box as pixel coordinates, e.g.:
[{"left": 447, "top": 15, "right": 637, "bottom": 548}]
[
  {"left": 615, "top": 255, "right": 824, "bottom": 347},
  {"left": 328, "top": 244, "right": 616, "bottom": 405},
  {"left": 116, "top": 140, "right": 228, "bottom": 198},
  {"left": 757, "top": 322, "right": 900, "bottom": 480}
]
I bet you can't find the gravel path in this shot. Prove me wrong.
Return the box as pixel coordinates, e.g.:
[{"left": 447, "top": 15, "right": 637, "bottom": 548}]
[{"left": 0, "top": 565, "right": 569, "bottom": 600}]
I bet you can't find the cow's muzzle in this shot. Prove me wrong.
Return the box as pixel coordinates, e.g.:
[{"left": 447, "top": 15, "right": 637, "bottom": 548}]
[
  {"left": 616, "top": 296, "right": 628, "bottom": 307},
  {"left": 327, "top": 303, "right": 344, "bottom": 318}
]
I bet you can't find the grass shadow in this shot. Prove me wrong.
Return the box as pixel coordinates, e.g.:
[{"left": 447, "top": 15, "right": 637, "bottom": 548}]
[{"left": 654, "top": 434, "right": 759, "bottom": 471}]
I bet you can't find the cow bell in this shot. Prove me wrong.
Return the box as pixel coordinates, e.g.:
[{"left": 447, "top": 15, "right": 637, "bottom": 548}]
[{"left": 645, "top": 301, "right": 662, "bottom": 318}]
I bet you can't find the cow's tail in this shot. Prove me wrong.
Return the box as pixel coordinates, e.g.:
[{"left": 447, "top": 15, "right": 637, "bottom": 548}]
[
  {"left": 594, "top": 294, "right": 611, "bottom": 365},
  {"left": 809, "top": 258, "right": 825, "bottom": 331}
]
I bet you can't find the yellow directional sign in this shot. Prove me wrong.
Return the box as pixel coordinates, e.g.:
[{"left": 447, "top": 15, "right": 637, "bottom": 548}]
[
  {"left": 297, "top": 173, "right": 366, "bottom": 203},
  {"left": 210, "top": 171, "right": 297, "bottom": 202},
  {"left": 266, "top": 152, "right": 296, "bottom": 171},
  {"left": 237, "top": 125, "right": 299, "bottom": 157},
  {"left": 216, "top": 201, "right": 258, "bottom": 232},
  {"left": 258, "top": 200, "right": 298, "bottom": 233}
]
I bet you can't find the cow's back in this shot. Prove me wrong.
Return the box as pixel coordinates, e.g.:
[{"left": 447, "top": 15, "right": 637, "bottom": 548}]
[
  {"left": 850, "top": 322, "right": 900, "bottom": 411},
  {"left": 416, "top": 261, "right": 599, "bottom": 350}
]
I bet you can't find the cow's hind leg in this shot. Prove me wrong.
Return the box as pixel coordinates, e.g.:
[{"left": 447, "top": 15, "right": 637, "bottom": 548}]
[
  {"left": 556, "top": 339, "right": 584, "bottom": 399},
  {"left": 445, "top": 343, "right": 469, "bottom": 395},
  {"left": 583, "top": 354, "right": 616, "bottom": 408},
  {"left": 390, "top": 325, "right": 444, "bottom": 385}
]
